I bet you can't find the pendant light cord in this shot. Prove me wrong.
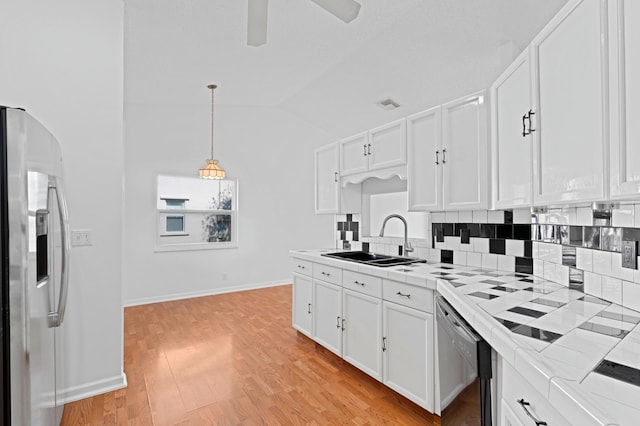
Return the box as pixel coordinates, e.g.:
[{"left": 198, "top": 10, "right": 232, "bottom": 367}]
[{"left": 208, "top": 84, "right": 217, "bottom": 160}]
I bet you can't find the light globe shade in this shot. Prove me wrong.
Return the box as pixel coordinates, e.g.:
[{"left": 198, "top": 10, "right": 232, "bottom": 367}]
[{"left": 198, "top": 159, "right": 225, "bottom": 179}]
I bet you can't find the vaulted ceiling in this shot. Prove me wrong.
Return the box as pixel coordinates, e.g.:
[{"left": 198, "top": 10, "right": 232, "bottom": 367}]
[{"left": 125, "top": 0, "right": 568, "bottom": 137}]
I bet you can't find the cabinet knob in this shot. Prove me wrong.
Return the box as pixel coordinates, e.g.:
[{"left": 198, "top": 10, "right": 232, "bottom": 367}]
[{"left": 354, "top": 280, "right": 365, "bottom": 286}]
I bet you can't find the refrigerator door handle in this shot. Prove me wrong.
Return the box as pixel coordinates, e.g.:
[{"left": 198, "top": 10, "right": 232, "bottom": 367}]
[{"left": 47, "top": 177, "right": 71, "bottom": 328}]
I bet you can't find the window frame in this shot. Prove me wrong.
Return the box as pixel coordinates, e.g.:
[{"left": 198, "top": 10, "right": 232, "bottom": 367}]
[{"left": 155, "top": 175, "right": 239, "bottom": 252}]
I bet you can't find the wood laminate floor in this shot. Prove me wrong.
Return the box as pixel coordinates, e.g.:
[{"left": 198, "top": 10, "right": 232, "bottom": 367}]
[{"left": 61, "top": 285, "right": 438, "bottom": 425}]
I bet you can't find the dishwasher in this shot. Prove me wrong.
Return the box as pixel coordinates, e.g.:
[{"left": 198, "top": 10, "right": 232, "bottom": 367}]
[{"left": 436, "top": 295, "right": 493, "bottom": 426}]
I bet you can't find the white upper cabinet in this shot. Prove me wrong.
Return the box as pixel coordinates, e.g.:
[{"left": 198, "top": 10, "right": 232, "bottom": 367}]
[
  {"left": 531, "top": 0, "right": 608, "bottom": 205},
  {"left": 407, "top": 91, "right": 489, "bottom": 211},
  {"left": 491, "top": 50, "right": 534, "bottom": 209},
  {"left": 340, "top": 132, "right": 369, "bottom": 176},
  {"left": 314, "top": 143, "right": 340, "bottom": 214},
  {"left": 609, "top": 0, "right": 640, "bottom": 199},
  {"left": 314, "top": 142, "right": 361, "bottom": 215},
  {"left": 407, "top": 106, "right": 442, "bottom": 211},
  {"left": 442, "top": 91, "right": 490, "bottom": 210},
  {"left": 340, "top": 119, "right": 406, "bottom": 177},
  {"left": 368, "top": 119, "right": 407, "bottom": 171}
]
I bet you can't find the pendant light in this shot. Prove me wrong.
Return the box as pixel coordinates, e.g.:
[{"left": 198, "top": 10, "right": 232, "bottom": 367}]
[{"left": 199, "top": 84, "right": 226, "bottom": 179}]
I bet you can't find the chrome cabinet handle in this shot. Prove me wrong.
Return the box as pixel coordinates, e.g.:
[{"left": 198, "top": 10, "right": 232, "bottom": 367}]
[
  {"left": 367, "top": 143, "right": 371, "bottom": 155},
  {"left": 363, "top": 144, "right": 367, "bottom": 156},
  {"left": 321, "top": 271, "right": 331, "bottom": 276},
  {"left": 517, "top": 399, "right": 547, "bottom": 426},
  {"left": 297, "top": 264, "right": 305, "bottom": 270},
  {"left": 336, "top": 316, "right": 341, "bottom": 329},
  {"left": 334, "top": 172, "right": 338, "bottom": 182},
  {"left": 354, "top": 280, "right": 365, "bottom": 286},
  {"left": 47, "top": 177, "right": 71, "bottom": 328},
  {"left": 442, "top": 148, "right": 446, "bottom": 164},
  {"left": 523, "top": 110, "right": 536, "bottom": 137},
  {"left": 435, "top": 150, "right": 439, "bottom": 165},
  {"left": 307, "top": 303, "right": 311, "bottom": 314},
  {"left": 382, "top": 337, "right": 387, "bottom": 352},
  {"left": 341, "top": 318, "right": 345, "bottom": 331},
  {"left": 396, "top": 291, "right": 411, "bottom": 299},
  {"left": 527, "top": 109, "right": 536, "bottom": 133}
]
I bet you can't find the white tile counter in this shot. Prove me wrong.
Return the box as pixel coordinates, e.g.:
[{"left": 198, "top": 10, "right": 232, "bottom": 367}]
[{"left": 290, "top": 249, "right": 640, "bottom": 426}]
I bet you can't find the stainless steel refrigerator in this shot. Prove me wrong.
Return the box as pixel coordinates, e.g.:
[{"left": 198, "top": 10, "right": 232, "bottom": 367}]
[{"left": 1, "top": 107, "right": 70, "bottom": 425}]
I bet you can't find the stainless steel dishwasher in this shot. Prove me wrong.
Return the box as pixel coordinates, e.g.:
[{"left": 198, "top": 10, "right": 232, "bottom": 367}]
[{"left": 436, "top": 295, "right": 492, "bottom": 426}]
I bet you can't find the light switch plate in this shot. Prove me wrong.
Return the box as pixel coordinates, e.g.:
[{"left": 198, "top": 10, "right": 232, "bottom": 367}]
[
  {"left": 71, "top": 229, "right": 92, "bottom": 247},
  {"left": 622, "top": 240, "right": 637, "bottom": 269}
]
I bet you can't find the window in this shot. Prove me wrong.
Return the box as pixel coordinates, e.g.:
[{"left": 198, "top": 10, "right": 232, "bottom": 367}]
[
  {"left": 156, "top": 175, "right": 238, "bottom": 251},
  {"left": 161, "top": 198, "right": 187, "bottom": 234}
]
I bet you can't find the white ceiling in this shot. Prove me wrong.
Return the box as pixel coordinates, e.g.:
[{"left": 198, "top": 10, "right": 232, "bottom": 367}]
[{"left": 125, "top": 0, "right": 568, "bottom": 136}]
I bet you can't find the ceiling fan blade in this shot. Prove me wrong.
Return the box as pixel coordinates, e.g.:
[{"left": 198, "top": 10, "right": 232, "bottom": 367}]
[
  {"left": 310, "top": 0, "right": 361, "bottom": 23},
  {"left": 247, "top": 0, "right": 268, "bottom": 46}
]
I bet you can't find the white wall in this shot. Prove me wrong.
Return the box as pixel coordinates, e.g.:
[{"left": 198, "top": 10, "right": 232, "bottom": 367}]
[
  {"left": 0, "top": 0, "right": 126, "bottom": 402},
  {"left": 122, "top": 103, "right": 335, "bottom": 305}
]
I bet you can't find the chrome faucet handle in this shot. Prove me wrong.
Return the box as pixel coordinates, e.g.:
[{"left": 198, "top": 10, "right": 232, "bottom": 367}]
[{"left": 404, "top": 242, "right": 414, "bottom": 254}]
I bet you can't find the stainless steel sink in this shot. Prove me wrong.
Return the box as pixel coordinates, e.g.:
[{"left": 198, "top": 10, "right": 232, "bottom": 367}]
[{"left": 321, "top": 251, "right": 427, "bottom": 267}]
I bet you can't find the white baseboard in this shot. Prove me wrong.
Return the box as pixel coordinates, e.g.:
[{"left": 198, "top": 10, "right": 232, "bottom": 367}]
[
  {"left": 59, "top": 372, "right": 128, "bottom": 404},
  {"left": 123, "top": 279, "right": 291, "bottom": 307}
]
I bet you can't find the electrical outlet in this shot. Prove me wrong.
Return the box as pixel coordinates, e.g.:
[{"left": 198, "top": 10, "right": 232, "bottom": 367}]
[{"left": 622, "top": 240, "right": 637, "bottom": 269}]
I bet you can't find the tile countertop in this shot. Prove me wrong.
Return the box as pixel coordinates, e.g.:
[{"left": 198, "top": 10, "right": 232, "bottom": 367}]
[{"left": 290, "top": 249, "right": 640, "bottom": 426}]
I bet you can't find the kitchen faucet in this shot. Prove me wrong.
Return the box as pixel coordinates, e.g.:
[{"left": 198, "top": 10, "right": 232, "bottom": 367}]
[{"left": 379, "top": 214, "right": 414, "bottom": 256}]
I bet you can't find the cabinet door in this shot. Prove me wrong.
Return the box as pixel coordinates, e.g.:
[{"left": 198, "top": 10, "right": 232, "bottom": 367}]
[
  {"left": 491, "top": 50, "right": 533, "bottom": 209},
  {"left": 312, "top": 279, "right": 343, "bottom": 356},
  {"left": 442, "top": 91, "right": 489, "bottom": 210},
  {"left": 501, "top": 399, "right": 525, "bottom": 426},
  {"left": 368, "top": 119, "right": 407, "bottom": 171},
  {"left": 407, "top": 106, "right": 442, "bottom": 211},
  {"left": 609, "top": 0, "right": 640, "bottom": 198},
  {"left": 339, "top": 132, "right": 368, "bottom": 176},
  {"left": 342, "top": 289, "right": 383, "bottom": 381},
  {"left": 382, "top": 301, "right": 434, "bottom": 411},
  {"left": 292, "top": 273, "right": 313, "bottom": 337},
  {"left": 314, "top": 143, "right": 340, "bottom": 214},
  {"left": 531, "top": 0, "right": 607, "bottom": 204}
]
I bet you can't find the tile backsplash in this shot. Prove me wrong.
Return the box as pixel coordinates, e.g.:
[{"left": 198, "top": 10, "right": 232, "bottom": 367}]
[{"left": 334, "top": 203, "right": 640, "bottom": 313}]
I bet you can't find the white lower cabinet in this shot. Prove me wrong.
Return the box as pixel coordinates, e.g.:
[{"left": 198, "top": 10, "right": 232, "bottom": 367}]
[
  {"left": 292, "top": 259, "right": 435, "bottom": 412},
  {"left": 312, "top": 278, "right": 343, "bottom": 356},
  {"left": 501, "top": 360, "right": 569, "bottom": 426},
  {"left": 292, "top": 273, "right": 312, "bottom": 337},
  {"left": 342, "top": 289, "right": 383, "bottom": 381},
  {"left": 382, "top": 300, "right": 434, "bottom": 412},
  {"left": 501, "top": 398, "right": 524, "bottom": 426}
]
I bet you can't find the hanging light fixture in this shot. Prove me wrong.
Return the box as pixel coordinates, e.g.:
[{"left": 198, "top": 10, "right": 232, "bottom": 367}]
[{"left": 199, "top": 84, "right": 226, "bottom": 179}]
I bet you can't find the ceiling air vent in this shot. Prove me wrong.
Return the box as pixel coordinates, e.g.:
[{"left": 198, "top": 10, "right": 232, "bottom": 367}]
[{"left": 377, "top": 98, "right": 400, "bottom": 111}]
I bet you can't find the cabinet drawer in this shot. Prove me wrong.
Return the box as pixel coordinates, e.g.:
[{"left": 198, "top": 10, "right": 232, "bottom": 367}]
[
  {"left": 382, "top": 280, "right": 433, "bottom": 313},
  {"left": 343, "top": 270, "right": 382, "bottom": 298},
  {"left": 502, "top": 361, "right": 569, "bottom": 426},
  {"left": 292, "top": 259, "right": 312, "bottom": 276},
  {"left": 313, "top": 263, "right": 342, "bottom": 285}
]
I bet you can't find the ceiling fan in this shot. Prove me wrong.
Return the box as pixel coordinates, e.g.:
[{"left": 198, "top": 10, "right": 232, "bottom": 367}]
[{"left": 247, "top": 0, "right": 362, "bottom": 46}]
